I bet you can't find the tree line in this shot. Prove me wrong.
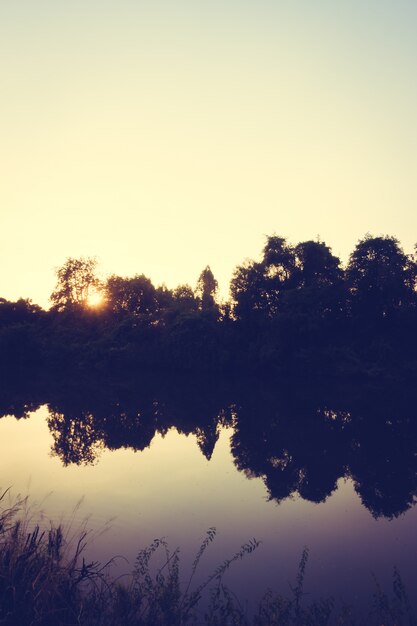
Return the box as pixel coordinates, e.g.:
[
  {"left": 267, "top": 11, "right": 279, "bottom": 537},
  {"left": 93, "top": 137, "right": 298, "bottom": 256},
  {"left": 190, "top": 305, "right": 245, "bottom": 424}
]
[{"left": 1, "top": 233, "right": 417, "bottom": 377}]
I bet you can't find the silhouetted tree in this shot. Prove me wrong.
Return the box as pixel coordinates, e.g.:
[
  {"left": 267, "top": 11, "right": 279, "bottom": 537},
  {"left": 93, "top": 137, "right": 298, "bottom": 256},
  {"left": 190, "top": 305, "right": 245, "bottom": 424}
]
[
  {"left": 230, "top": 236, "right": 296, "bottom": 321},
  {"left": 346, "top": 235, "right": 415, "bottom": 319},
  {"left": 155, "top": 284, "right": 174, "bottom": 312},
  {"left": 50, "top": 257, "right": 100, "bottom": 311},
  {"left": 196, "top": 266, "right": 218, "bottom": 313},
  {"left": 262, "top": 235, "right": 296, "bottom": 282},
  {"left": 294, "top": 240, "right": 343, "bottom": 288},
  {"left": 0, "top": 298, "right": 42, "bottom": 326},
  {"left": 159, "top": 284, "right": 199, "bottom": 326},
  {"left": 230, "top": 260, "right": 265, "bottom": 321},
  {"left": 3, "top": 230, "right": 417, "bottom": 378},
  {"left": 173, "top": 285, "right": 198, "bottom": 311},
  {"left": 105, "top": 274, "right": 158, "bottom": 319},
  {"left": 279, "top": 241, "right": 346, "bottom": 325}
]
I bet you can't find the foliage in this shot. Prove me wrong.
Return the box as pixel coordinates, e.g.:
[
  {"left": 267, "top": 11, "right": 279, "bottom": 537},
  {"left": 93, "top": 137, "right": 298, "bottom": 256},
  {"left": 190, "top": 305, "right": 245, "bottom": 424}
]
[
  {"left": 293, "top": 240, "right": 342, "bottom": 289},
  {"left": 230, "top": 235, "right": 297, "bottom": 321},
  {"left": 0, "top": 298, "right": 42, "bottom": 326},
  {"left": 105, "top": 274, "right": 158, "bottom": 319},
  {"left": 50, "top": 257, "right": 100, "bottom": 311},
  {"left": 231, "top": 237, "right": 344, "bottom": 323},
  {"left": 196, "top": 266, "right": 219, "bottom": 313},
  {"left": 346, "top": 235, "right": 415, "bottom": 319},
  {"left": 1, "top": 232, "right": 417, "bottom": 377},
  {"left": 171, "top": 285, "right": 199, "bottom": 316}
]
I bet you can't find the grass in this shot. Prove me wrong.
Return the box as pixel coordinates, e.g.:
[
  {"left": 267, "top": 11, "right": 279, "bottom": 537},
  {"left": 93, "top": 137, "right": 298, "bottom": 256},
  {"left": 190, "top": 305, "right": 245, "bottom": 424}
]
[{"left": 0, "top": 490, "right": 415, "bottom": 625}]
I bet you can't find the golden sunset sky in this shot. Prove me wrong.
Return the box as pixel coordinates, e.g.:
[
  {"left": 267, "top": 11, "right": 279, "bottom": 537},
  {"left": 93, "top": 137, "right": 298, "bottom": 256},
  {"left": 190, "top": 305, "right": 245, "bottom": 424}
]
[{"left": 1, "top": 1, "right": 416, "bottom": 307}]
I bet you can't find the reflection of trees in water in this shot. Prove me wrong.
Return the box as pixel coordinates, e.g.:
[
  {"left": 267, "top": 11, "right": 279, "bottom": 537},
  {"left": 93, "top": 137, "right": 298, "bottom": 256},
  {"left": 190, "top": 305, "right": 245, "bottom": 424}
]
[
  {"left": 231, "top": 384, "right": 417, "bottom": 519},
  {"left": 48, "top": 410, "right": 104, "bottom": 466},
  {"left": 47, "top": 397, "right": 159, "bottom": 466},
  {"left": 2, "top": 376, "right": 417, "bottom": 520},
  {"left": 348, "top": 414, "right": 417, "bottom": 518},
  {"left": 230, "top": 390, "right": 348, "bottom": 506},
  {"left": 0, "top": 387, "right": 43, "bottom": 420},
  {"left": 42, "top": 377, "right": 233, "bottom": 467}
]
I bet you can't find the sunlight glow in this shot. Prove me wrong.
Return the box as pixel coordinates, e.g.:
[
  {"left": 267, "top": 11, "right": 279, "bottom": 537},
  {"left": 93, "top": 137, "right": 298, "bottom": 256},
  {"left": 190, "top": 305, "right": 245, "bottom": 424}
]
[{"left": 86, "top": 291, "right": 104, "bottom": 308}]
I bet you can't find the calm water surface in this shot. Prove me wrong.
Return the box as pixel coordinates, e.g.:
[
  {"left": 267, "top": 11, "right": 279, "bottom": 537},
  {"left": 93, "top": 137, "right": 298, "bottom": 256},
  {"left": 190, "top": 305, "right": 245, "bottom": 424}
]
[{"left": 1, "top": 378, "right": 417, "bottom": 613}]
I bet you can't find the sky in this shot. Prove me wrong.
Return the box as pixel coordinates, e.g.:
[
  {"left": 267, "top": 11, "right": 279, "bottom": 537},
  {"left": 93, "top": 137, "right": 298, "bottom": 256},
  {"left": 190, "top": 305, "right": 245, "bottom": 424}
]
[{"left": 1, "top": 0, "right": 417, "bottom": 307}]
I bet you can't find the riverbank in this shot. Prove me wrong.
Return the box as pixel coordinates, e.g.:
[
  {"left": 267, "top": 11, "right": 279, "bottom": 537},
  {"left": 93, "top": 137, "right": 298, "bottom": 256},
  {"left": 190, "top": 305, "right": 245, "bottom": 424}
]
[{"left": 0, "top": 491, "right": 414, "bottom": 626}]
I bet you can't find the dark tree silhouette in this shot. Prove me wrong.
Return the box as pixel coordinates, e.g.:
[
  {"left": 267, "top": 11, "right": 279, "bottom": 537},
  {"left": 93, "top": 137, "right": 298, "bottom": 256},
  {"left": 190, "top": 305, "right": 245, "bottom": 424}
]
[
  {"left": 0, "top": 298, "right": 42, "bottom": 326},
  {"left": 294, "top": 240, "right": 342, "bottom": 288},
  {"left": 106, "top": 274, "right": 158, "bottom": 319},
  {"left": 1, "top": 230, "right": 417, "bottom": 379},
  {"left": 231, "top": 236, "right": 296, "bottom": 321},
  {"left": 196, "top": 266, "right": 218, "bottom": 313},
  {"left": 262, "top": 235, "right": 296, "bottom": 282},
  {"left": 155, "top": 284, "right": 174, "bottom": 312},
  {"left": 230, "top": 260, "right": 266, "bottom": 321},
  {"left": 346, "top": 235, "right": 416, "bottom": 319},
  {"left": 172, "top": 285, "right": 199, "bottom": 312},
  {"left": 279, "top": 241, "right": 346, "bottom": 324},
  {"left": 50, "top": 257, "right": 100, "bottom": 311}
]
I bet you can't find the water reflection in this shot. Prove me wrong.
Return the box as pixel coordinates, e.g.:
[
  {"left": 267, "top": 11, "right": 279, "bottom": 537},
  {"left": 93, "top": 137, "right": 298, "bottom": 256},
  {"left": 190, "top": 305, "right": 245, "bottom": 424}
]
[
  {"left": 231, "top": 384, "right": 417, "bottom": 519},
  {"left": 1, "top": 375, "right": 417, "bottom": 520}
]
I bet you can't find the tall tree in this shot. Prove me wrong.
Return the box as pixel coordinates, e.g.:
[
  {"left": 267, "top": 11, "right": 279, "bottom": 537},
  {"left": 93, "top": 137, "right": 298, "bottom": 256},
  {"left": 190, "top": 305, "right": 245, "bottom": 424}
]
[
  {"left": 105, "top": 274, "right": 158, "bottom": 318},
  {"left": 196, "top": 266, "right": 218, "bottom": 312},
  {"left": 230, "top": 235, "right": 296, "bottom": 320},
  {"left": 294, "top": 240, "right": 342, "bottom": 288},
  {"left": 230, "top": 260, "right": 266, "bottom": 320},
  {"left": 346, "top": 235, "right": 416, "bottom": 318},
  {"left": 262, "top": 235, "right": 296, "bottom": 283},
  {"left": 50, "top": 257, "right": 100, "bottom": 311}
]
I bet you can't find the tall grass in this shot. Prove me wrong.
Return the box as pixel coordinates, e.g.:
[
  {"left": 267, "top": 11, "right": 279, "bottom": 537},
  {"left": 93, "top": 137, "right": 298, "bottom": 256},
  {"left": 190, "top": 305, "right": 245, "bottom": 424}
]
[
  {"left": 0, "top": 490, "right": 415, "bottom": 625},
  {"left": 0, "top": 488, "right": 83, "bottom": 625}
]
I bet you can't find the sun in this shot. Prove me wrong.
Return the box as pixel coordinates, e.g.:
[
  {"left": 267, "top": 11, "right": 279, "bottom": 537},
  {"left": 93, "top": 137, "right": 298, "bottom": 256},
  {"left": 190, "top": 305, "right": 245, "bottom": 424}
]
[{"left": 86, "top": 290, "right": 104, "bottom": 308}]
